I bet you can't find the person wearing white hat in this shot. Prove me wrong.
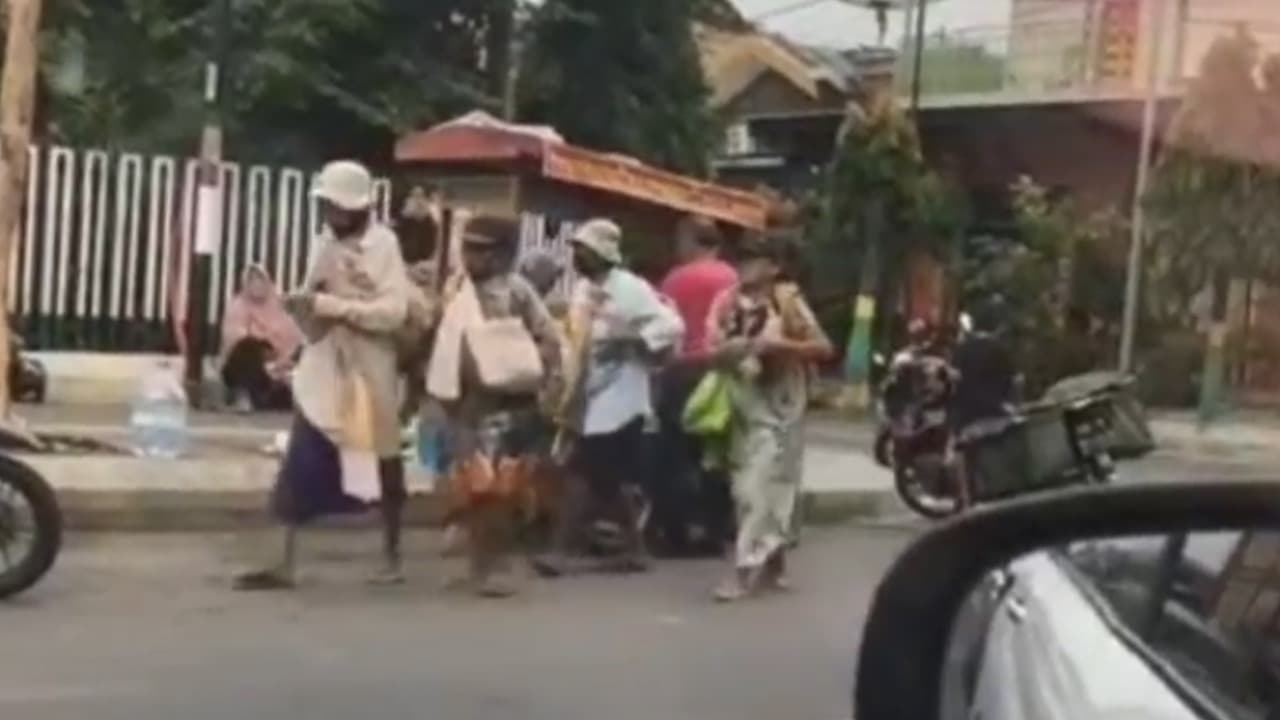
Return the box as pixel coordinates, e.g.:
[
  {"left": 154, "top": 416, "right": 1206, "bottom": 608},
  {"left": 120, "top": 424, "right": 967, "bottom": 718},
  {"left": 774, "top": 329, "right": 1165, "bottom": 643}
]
[
  {"left": 236, "top": 160, "right": 414, "bottom": 591},
  {"left": 532, "top": 218, "right": 685, "bottom": 577}
]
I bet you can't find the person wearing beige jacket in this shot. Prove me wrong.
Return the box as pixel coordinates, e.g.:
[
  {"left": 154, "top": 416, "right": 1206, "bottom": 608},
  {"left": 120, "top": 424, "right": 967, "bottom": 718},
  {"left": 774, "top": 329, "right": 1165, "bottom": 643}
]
[{"left": 236, "top": 160, "right": 413, "bottom": 591}]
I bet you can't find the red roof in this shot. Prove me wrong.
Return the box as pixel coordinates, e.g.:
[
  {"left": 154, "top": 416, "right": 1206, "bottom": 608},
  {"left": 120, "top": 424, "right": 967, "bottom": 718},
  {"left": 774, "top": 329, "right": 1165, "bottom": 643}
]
[{"left": 395, "top": 122, "right": 769, "bottom": 230}]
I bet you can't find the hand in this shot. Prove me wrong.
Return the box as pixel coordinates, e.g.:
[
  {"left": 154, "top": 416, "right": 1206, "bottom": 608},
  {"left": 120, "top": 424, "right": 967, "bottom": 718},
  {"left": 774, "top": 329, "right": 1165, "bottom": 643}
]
[
  {"left": 408, "top": 261, "right": 436, "bottom": 287},
  {"left": 758, "top": 337, "right": 797, "bottom": 356},
  {"left": 716, "top": 338, "right": 754, "bottom": 363},
  {"left": 284, "top": 292, "right": 314, "bottom": 317}
]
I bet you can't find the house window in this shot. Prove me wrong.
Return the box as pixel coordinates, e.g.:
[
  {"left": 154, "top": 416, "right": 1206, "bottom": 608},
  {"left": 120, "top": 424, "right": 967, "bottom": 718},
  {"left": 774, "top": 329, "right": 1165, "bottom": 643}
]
[{"left": 723, "top": 122, "right": 755, "bottom": 156}]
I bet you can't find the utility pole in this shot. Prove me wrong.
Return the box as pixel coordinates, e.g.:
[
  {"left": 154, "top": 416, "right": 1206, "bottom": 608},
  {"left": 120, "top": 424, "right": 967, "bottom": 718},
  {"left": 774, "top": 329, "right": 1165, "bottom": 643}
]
[
  {"left": 0, "top": 0, "right": 46, "bottom": 419},
  {"left": 909, "top": 0, "right": 928, "bottom": 113},
  {"left": 1118, "top": 0, "right": 1166, "bottom": 373},
  {"left": 185, "top": 0, "right": 231, "bottom": 406}
]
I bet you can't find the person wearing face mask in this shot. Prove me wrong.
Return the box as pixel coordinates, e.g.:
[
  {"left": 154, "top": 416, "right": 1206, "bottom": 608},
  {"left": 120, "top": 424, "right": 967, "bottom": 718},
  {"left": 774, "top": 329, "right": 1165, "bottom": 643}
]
[
  {"left": 532, "top": 218, "right": 684, "bottom": 577},
  {"left": 234, "top": 160, "right": 413, "bottom": 591},
  {"left": 705, "top": 233, "right": 833, "bottom": 602},
  {"left": 426, "top": 215, "right": 563, "bottom": 598}
]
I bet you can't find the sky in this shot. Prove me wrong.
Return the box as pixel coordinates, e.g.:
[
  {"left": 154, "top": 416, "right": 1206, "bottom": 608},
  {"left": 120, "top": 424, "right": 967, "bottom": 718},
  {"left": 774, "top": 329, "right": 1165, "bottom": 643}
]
[{"left": 730, "top": 0, "right": 1015, "bottom": 49}]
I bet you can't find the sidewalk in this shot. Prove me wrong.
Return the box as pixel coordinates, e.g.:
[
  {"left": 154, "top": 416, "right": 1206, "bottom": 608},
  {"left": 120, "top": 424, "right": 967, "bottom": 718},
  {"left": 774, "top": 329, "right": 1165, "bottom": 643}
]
[
  {"left": 17, "top": 401, "right": 1273, "bottom": 532},
  {"left": 11, "top": 403, "right": 898, "bottom": 531}
]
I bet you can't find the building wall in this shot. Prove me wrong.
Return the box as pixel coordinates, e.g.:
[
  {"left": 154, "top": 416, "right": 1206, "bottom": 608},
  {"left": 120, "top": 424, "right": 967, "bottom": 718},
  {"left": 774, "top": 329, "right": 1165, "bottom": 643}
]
[{"left": 1005, "top": 0, "right": 1280, "bottom": 90}]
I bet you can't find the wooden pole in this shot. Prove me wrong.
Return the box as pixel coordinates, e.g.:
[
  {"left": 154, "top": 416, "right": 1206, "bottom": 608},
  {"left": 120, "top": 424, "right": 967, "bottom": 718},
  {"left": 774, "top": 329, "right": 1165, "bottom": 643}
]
[{"left": 0, "top": 0, "right": 46, "bottom": 419}]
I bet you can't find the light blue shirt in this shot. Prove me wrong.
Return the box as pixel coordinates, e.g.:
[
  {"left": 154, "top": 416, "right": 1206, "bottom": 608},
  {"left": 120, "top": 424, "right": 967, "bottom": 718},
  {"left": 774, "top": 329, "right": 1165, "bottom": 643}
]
[{"left": 579, "top": 268, "right": 684, "bottom": 436}]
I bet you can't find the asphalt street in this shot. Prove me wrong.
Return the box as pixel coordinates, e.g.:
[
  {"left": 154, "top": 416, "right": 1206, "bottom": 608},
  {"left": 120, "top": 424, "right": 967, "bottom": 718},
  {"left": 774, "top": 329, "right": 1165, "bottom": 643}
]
[{"left": 0, "top": 527, "right": 910, "bottom": 720}]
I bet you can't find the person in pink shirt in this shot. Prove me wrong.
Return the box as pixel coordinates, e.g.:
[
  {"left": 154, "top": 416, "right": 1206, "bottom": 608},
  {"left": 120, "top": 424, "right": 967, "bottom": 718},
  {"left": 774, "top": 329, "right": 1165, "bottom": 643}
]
[{"left": 652, "top": 215, "right": 739, "bottom": 557}]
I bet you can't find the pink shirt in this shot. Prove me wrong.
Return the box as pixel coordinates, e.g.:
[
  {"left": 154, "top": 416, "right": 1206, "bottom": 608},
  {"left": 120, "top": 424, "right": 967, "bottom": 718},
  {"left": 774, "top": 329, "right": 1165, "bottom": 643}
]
[{"left": 660, "top": 257, "right": 738, "bottom": 361}]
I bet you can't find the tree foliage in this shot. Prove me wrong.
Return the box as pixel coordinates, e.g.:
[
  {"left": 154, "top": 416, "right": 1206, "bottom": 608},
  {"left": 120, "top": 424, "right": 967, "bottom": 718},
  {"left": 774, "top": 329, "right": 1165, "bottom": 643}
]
[
  {"left": 36, "top": 0, "right": 516, "bottom": 166},
  {"left": 961, "top": 177, "right": 1126, "bottom": 390},
  {"left": 517, "top": 0, "right": 715, "bottom": 176},
  {"left": 815, "top": 94, "right": 961, "bottom": 299},
  {"left": 1145, "top": 29, "right": 1280, "bottom": 330}
]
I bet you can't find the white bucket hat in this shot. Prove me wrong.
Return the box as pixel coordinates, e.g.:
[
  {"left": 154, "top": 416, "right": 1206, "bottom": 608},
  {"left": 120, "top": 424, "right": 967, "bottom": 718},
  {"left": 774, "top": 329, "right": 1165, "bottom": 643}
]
[
  {"left": 570, "top": 218, "right": 623, "bottom": 265},
  {"left": 311, "top": 160, "right": 374, "bottom": 211}
]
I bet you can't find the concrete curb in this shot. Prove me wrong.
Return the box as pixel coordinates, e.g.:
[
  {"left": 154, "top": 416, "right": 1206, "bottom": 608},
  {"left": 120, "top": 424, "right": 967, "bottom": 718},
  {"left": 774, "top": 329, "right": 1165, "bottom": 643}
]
[{"left": 22, "top": 453, "right": 901, "bottom": 532}]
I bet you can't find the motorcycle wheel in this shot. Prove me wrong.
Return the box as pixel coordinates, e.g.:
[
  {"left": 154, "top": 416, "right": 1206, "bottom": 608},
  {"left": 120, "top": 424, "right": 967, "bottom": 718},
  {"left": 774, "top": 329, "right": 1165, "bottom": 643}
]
[
  {"left": 893, "top": 464, "right": 962, "bottom": 520},
  {"left": 873, "top": 428, "right": 893, "bottom": 468},
  {"left": 0, "top": 454, "right": 62, "bottom": 599}
]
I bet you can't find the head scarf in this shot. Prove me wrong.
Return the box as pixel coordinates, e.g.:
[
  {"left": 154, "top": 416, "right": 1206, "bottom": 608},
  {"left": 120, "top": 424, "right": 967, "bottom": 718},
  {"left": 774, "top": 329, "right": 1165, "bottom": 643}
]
[
  {"left": 221, "top": 264, "right": 305, "bottom": 360},
  {"left": 519, "top": 249, "right": 565, "bottom": 296}
]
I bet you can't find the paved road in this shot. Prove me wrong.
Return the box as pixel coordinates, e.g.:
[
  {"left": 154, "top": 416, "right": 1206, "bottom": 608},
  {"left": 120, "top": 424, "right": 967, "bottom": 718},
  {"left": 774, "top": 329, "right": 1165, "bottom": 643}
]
[{"left": 0, "top": 528, "right": 910, "bottom": 720}]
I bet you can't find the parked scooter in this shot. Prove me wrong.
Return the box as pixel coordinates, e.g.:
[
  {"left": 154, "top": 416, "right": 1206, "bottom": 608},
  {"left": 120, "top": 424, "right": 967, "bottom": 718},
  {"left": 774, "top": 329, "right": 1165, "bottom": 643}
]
[
  {"left": 0, "top": 333, "right": 61, "bottom": 599},
  {"left": 873, "top": 318, "right": 1149, "bottom": 519},
  {"left": 0, "top": 453, "right": 61, "bottom": 598}
]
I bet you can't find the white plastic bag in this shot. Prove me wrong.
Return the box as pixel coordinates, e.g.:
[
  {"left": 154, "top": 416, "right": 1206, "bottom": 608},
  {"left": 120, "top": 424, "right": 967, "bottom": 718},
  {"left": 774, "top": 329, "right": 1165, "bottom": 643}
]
[{"left": 340, "top": 448, "right": 381, "bottom": 503}]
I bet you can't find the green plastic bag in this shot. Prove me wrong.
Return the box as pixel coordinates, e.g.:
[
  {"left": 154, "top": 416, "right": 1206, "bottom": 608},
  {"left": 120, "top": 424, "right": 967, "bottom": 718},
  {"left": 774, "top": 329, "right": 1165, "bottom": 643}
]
[
  {"left": 682, "top": 371, "right": 733, "bottom": 471},
  {"left": 683, "top": 371, "right": 731, "bottom": 434}
]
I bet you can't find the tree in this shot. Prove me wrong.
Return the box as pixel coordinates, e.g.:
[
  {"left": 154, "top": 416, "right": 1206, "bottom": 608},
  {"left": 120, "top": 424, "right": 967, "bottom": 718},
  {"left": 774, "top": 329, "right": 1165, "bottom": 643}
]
[
  {"left": 817, "top": 92, "right": 958, "bottom": 407},
  {"left": 35, "top": 0, "right": 514, "bottom": 166},
  {"left": 517, "top": 0, "right": 715, "bottom": 176},
  {"left": 961, "top": 177, "right": 1126, "bottom": 393},
  {"left": 1144, "top": 29, "right": 1280, "bottom": 417}
]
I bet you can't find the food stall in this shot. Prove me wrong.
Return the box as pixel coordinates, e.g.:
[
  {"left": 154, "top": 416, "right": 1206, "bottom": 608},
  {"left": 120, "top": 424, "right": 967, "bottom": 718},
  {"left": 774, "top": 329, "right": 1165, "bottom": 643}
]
[{"left": 393, "top": 112, "right": 771, "bottom": 278}]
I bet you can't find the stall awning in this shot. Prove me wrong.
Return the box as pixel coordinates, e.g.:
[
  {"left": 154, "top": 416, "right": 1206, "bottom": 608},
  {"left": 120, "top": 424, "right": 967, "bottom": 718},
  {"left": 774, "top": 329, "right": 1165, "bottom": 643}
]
[{"left": 395, "top": 112, "right": 770, "bottom": 230}]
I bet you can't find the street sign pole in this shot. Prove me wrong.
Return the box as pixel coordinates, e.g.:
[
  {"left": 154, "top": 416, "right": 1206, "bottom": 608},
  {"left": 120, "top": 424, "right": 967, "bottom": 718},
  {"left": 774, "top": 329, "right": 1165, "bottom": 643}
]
[{"left": 186, "top": 0, "right": 231, "bottom": 406}]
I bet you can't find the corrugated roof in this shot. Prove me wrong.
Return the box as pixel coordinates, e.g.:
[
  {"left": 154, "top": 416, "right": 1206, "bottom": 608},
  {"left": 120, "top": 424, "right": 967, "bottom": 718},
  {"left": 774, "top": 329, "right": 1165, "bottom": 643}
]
[{"left": 695, "top": 22, "right": 887, "bottom": 109}]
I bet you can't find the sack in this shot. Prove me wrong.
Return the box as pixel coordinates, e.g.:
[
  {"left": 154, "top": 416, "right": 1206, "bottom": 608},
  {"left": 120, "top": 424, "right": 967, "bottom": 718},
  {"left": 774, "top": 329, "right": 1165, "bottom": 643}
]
[
  {"left": 465, "top": 316, "right": 544, "bottom": 393},
  {"left": 341, "top": 370, "right": 377, "bottom": 452},
  {"left": 340, "top": 447, "right": 380, "bottom": 502}
]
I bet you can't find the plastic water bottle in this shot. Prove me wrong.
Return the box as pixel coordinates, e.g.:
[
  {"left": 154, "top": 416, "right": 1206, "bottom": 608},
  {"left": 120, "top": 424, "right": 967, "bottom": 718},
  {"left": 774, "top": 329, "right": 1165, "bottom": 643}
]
[{"left": 129, "top": 360, "right": 190, "bottom": 459}]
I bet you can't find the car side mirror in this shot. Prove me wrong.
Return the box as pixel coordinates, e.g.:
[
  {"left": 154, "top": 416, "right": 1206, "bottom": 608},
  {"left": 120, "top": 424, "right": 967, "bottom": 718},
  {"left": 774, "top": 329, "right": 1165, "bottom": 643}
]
[{"left": 854, "top": 481, "right": 1280, "bottom": 720}]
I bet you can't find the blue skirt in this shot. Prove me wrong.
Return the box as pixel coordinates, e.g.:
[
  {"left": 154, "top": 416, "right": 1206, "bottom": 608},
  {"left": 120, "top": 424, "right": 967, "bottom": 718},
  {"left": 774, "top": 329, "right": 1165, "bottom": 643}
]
[{"left": 271, "top": 415, "right": 367, "bottom": 525}]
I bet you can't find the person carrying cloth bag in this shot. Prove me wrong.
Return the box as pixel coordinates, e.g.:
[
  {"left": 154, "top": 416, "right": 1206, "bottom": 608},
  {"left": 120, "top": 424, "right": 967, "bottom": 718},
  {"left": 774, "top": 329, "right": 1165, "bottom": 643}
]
[
  {"left": 235, "top": 160, "right": 413, "bottom": 591},
  {"left": 426, "top": 215, "right": 562, "bottom": 598}
]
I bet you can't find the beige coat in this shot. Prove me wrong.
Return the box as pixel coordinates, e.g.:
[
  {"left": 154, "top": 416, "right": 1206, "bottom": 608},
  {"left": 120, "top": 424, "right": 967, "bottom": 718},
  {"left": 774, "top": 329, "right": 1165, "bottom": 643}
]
[{"left": 291, "top": 222, "right": 411, "bottom": 457}]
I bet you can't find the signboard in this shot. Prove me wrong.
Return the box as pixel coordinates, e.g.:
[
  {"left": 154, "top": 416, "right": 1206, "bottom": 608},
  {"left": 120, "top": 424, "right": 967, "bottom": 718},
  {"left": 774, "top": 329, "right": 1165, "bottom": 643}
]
[{"left": 1096, "top": 0, "right": 1140, "bottom": 82}]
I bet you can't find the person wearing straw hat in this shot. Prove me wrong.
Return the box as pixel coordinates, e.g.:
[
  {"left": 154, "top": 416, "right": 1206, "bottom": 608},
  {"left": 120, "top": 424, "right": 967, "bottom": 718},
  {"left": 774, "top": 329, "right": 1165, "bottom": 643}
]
[
  {"left": 532, "top": 218, "right": 684, "bottom": 577},
  {"left": 235, "top": 160, "right": 413, "bottom": 591}
]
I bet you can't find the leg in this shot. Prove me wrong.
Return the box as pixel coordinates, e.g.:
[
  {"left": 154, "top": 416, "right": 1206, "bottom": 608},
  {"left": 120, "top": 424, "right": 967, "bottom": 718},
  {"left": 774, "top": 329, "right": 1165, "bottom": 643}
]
[
  {"left": 530, "top": 466, "right": 591, "bottom": 577},
  {"left": 234, "top": 524, "right": 299, "bottom": 591},
  {"left": 602, "top": 419, "right": 651, "bottom": 572},
  {"left": 716, "top": 425, "right": 782, "bottom": 601},
  {"left": 467, "top": 501, "right": 516, "bottom": 597},
  {"left": 651, "top": 366, "right": 699, "bottom": 554},
  {"left": 371, "top": 456, "right": 407, "bottom": 584}
]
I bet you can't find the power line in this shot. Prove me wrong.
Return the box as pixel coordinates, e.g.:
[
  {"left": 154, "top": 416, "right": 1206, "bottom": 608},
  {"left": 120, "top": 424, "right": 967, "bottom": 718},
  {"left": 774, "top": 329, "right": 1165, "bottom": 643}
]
[{"left": 748, "top": 0, "right": 835, "bottom": 23}]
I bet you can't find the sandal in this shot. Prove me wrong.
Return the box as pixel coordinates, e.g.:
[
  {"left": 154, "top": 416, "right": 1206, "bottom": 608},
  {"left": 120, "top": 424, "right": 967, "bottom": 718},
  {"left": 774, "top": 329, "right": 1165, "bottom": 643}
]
[
  {"left": 233, "top": 569, "right": 296, "bottom": 592},
  {"left": 713, "top": 573, "right": 748, "bottom": 603},
  {"left": 368, "top": 567, "right": 407, "bottom": 586}
]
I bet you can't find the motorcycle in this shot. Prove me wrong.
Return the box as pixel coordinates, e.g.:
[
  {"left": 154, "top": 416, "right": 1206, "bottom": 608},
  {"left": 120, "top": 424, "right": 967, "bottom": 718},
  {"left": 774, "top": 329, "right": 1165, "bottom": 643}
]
[
  {"left": 875, "top": 355, "right": 1142, "bottom": 520},
  {"left": 0, "top": 452, "right": 61, "bottom": 599},
  {"left": 0, "top": 335, "right": 61, "bottom": 599},
  {"left": 873, "top": 346, "right": 975, "bottom": 519}
]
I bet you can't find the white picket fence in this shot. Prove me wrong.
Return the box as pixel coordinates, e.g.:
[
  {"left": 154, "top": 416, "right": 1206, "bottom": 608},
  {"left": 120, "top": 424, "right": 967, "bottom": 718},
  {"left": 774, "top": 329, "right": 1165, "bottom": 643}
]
[{"left": 9, "top": 145, "right": 391, "bottom": 346}]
